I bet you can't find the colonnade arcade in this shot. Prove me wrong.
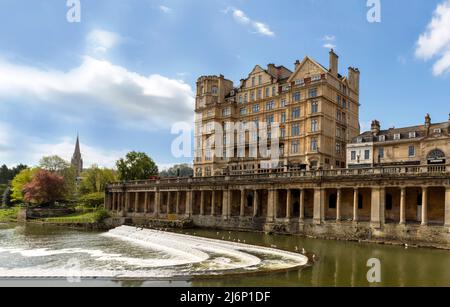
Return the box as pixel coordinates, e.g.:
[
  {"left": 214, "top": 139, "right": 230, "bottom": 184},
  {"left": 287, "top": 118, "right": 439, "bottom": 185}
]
[{"left": 106, "top": 183, "right": 450, "bottom": 227}]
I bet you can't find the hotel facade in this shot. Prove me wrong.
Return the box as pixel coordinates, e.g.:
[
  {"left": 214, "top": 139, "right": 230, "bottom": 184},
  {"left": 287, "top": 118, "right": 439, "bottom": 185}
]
[{"left": 194, "top": 50, "right": 360, "bottom": 177}]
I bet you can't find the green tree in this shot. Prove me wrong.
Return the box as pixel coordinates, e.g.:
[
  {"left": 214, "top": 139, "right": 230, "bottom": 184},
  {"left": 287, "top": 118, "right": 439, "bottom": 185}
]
[
  {"left": 116, "top": 151, "right": 158, "bottom": 181},
  {"left": 160, "top": 164, "right": 194, "bottom": 178},
  {"left": 11, "top": 168, "right": 39, "bottom": 203},
  {"left": 79, "top": 165, "right": 117, "bottom": 195},
  {"left": 39, "top": 156, "right": 70, "bottom": 172}
]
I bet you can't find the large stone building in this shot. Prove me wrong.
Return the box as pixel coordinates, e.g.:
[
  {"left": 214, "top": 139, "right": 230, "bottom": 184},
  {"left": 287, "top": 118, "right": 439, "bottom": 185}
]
[
  {"left": 194, "top": 50, "right": 360, "bottom": 177},
  {"left": 347, "top": 114, "right": 450, "bottom": 169}
]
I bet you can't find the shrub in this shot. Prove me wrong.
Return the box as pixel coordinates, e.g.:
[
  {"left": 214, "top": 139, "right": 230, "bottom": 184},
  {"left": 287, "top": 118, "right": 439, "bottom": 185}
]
[
  {"left": 2, "top": 187, "right": 12, "bottom": 207},
  {"left": 78, "top": 192, "right": 105, "bottom": 208}
]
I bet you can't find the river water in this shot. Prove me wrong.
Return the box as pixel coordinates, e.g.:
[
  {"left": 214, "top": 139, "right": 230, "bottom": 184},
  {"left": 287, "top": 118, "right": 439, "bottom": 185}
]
[{"left": 0, "top": 223, "right": 449, "bottom": 287}]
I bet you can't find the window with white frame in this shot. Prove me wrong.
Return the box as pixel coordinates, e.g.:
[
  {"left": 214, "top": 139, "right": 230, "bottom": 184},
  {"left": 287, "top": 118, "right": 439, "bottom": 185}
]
[
  {"left": 311, "top": 101, "right": 319, "bottom": 113},
  {"left": 394, "top": 134, "right": 401, "bottom": 140},
  {"left": 379, "top": 135, "right": 386, "bottom": 142},
  {"left": 311, "top": 119, "right": 318, "bottom": 132},
  {"left": 409, "top": 131, "right": 416, "bottom": 139},
  {"left": 291, "top": 141, "right": 299, "bottom": 154},
  {"left": 311, "top": 138, "right": 318, "bottom": 152},
  {"left": 309, "top": 88, "right": 318, "bottom": 98},
  {"left": 292, "top": 107, "right": 301, "bottom": 119},
  {"left": 408, "top": 145, "right": 415, "bottom": 157},
  {"left": 292, "top": 123, "right": 300, "bottom": 136}
]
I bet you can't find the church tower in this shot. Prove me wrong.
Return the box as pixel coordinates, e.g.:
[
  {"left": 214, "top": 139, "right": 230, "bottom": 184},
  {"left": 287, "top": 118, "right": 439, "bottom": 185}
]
[{"left": 71, "top": 135, "right": 83, "bottom": 178}]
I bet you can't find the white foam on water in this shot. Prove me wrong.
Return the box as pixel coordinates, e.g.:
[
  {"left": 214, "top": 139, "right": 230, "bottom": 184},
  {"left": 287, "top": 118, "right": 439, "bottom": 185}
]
[{"left": 0, "top": 226, "right": 308, "bottom": 279}]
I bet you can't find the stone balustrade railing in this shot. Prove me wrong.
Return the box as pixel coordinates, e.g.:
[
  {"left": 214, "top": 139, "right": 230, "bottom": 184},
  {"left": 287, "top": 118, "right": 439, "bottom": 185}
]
[{"left": 106, "top": 164, "right": 450, "bottom": 188}]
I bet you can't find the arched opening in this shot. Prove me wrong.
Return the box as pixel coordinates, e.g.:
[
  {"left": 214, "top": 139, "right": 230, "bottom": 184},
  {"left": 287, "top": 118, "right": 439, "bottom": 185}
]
[{"left": 427, "top": 149, "right": 445, "bottom": 165}]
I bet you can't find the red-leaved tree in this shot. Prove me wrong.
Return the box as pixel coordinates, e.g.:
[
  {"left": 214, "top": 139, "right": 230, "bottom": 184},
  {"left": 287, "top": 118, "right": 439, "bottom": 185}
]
[{"left": 23, "top": 170, "right": 66, "bottom": 206}]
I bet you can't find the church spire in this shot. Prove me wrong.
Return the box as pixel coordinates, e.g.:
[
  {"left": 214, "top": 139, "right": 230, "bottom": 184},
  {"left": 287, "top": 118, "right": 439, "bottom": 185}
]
[{"left": 71, "top": 134, "right": 83, "bottom": 178}]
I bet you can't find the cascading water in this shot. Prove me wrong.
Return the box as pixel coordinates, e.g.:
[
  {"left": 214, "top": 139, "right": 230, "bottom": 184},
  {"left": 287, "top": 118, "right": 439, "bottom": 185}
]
[{"left": 0, "top": 225, "right": 308, "bottom": 280}]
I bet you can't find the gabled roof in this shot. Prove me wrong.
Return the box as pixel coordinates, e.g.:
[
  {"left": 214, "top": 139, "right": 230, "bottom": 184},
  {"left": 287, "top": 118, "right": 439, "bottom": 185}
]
[{"left": 287, "top": 56, "right": 328, "bottom": 83}]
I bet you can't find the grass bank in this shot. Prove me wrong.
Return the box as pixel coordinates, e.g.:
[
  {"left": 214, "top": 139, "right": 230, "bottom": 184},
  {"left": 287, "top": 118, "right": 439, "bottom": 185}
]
[
  {"left": 0, "top": 207, "right": 20, "bottom": 223},
  {"left": 39, "top": 208, "right": 109, "bottom": 224}
]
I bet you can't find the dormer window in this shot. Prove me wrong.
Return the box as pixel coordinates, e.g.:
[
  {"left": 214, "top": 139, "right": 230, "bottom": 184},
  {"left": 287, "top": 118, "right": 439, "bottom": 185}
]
[
  {"left": 295, "top": 79, "right": 305, "bottom": 86},
  {"left": 394, "top": 134, "right": 401, "bottom": 140},
  {"left": 357, "top": 137, "right": 363, "bottom": 143},
  {"left": 378, "top": 135, "right": 386, "bottom": 142},
  {"left": 311, "top": 75, "right": 321, "bottom": 82},
  {"left": 434, "top": 128, "right": 442, "bottom": 134},
  {"left": 409, "top": 131, "right": 416, "bottom": 139}
]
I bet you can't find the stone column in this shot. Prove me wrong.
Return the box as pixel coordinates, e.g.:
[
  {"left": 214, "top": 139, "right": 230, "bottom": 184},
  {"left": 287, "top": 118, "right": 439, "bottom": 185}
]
[
  {"left": 353, "top": 188, "right": 359, "bottom": 222},
  {"left": 267, "top": 189, "right": 275, "bottom": 222},
  {"left": 144, "top": 192, "right": 149, "bottom": 214},
  {"left": 286, "top": 189, "right": 292, "bottom": 219},
  {"left": 421, "top": 187, "right": 428, "bottom": 226},
  {"left": 313, "top": 188, "right": 325, "bottom": 224},
  {"left": 155, "top": 191, "right": 161, "bottom": 217},
  {"left": 186, "top": 190, "right": 193, "bottom": 217},
  {"left": 134, "top": 192, "right": 139, "bottom": 213},
  {"left": 299, "top": 189, "right": 305, "bottom": 221},
  {"left": 126, "top": 192, "right": 131, "bottom": 213},
  {"left": 445, "top": 187, "right": 450, "bottom": 228},
  {"left": 240, "top": 189, "right": 246, "bottom": 217},
  {"left": 336, "top": 188, "right": 342, "bottom": 221},
  {"left": 371, "top": 187, "right": 385, "bottom": 228},
  {"left": 222, "top": 189, "right": 230, "bottom": 220},
  {"left": 200, "top": 190, "right": 205, "bottom": 216},
  {"left": 211, "top": 190, "right": 216, "bottom": 216},
  {"left": 399, "top": 187, "right": 406, "bottom": 225},
  {"left": 167, "top": 192, "right": 172, "bottom": 215},
  {"left": 253, "top": 190, "right": 259, "bottom": 217},
  {"left": 112, "top": 193, "right": 116, "bottom": 211},
  {"left": 176, "top": 191, "right": 180, "bottom": 215}
]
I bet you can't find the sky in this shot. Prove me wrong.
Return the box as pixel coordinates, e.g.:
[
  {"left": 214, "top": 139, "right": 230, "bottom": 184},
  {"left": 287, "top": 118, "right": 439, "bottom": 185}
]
[{"left": 0, "top": 0, "right": 449, "bottom": 169}]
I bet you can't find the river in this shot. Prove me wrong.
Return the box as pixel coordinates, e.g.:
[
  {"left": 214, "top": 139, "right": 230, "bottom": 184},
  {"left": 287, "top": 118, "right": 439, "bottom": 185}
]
[{"left": 0, "top": 223, "right": 449, "bottom": 287}]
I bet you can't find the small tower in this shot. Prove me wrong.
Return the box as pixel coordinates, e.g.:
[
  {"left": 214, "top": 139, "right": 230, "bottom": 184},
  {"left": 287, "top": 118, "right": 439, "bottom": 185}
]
[{"left": 71, "top": 134, "right": 83, "bottom": 178}]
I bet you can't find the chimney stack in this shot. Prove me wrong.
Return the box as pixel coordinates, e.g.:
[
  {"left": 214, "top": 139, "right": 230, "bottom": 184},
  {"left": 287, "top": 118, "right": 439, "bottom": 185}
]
[
  {"left": 371, "top": 120, "right": 381, "bottom": 136},
  {"left": 329, "top": 49, "right": 339, "bottom": 77}
]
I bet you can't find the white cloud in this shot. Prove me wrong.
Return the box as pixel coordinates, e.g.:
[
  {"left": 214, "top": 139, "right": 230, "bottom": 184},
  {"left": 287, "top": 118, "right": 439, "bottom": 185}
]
[
  {"left": 323, "top": 43, "right": 336, "bottom": 49},
  {"left": 415, "top": 0, "right": 450, "bottom": 76},
  {"left": 322, "top": 35, "right": 336, "bottom": 49},
  {"left": 0, "top": 54, "right": 195, "bottom": 130},
  {"left": 225, "top": 7, "right": 274, "bottom": 37},
  {"left": 159, "top": 5, "right": 172, "bottom": 13},
  {"left": 87, "top": 29, "right": 121, "bottom": 55}
]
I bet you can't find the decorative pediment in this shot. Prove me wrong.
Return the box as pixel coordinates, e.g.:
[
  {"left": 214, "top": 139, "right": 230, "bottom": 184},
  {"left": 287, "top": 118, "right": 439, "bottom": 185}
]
[{"left": 287, "top": 57, "right": 328, "bottom": 83}]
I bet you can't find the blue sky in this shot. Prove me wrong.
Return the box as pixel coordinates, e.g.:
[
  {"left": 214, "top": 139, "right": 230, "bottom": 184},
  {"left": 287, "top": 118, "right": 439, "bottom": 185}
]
[{"left": 0, "top": 0, "right": 449, "bottom": 169}]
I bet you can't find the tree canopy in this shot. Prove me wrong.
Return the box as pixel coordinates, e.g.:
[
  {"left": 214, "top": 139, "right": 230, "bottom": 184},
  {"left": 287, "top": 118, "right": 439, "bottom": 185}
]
[
  {"left": 116, "top": 151, "right": 158, "bottom": 181},
  {"left": 79, "top": 165, "right": 117, "bottom": 195},
  {"left": 0, "top": 164, "right": 28, "bottom": 184},
  {"left": 160, "top": 164, "right": 194, "bottom": 178},
  {"left": 11, "top": 168, "right": 39, "bottom": 203},
  {"left": 39, "top": 156, "right": 71, "bottom": 173},
  {"left": 23, "top": 170, "right": 66, "bottom": 206}
]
